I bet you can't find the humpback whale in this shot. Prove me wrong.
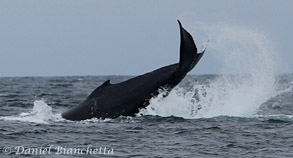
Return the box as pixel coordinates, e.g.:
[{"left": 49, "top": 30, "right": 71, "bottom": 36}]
[{"left": 62, "top": 20, "right": 205, "bottom": 120}]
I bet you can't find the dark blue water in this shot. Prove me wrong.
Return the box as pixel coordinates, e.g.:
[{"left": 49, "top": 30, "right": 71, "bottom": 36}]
[{"left": 0, "top": 75, "right": 293, "bottom": 157}]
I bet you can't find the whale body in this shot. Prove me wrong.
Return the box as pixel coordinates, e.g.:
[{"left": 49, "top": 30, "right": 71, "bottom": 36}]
[{"left": 62, "top": 20, "right": 205, "bottom": 120}]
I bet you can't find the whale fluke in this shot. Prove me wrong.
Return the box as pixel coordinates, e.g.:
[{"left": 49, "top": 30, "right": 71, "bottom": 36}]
[{"left": 178, "top": 20, "right": 204, "bottom": 74}]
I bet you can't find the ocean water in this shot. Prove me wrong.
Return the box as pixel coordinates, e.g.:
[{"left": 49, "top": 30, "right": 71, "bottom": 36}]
[{"left": 0, "top": 74, "right": 293, "bottom": 158}]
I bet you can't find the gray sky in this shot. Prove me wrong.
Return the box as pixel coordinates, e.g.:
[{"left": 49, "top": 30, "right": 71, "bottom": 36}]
[{"left": 0, "top": 0, "right": 292, "bottom": 77}]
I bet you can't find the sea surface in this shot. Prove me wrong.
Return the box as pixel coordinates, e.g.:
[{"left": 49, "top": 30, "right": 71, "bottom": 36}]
[{"left": 0, "top": 74, "right": 293, "bottom": 158}]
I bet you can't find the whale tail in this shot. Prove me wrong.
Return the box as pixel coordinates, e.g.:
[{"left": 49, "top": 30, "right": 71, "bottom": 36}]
[{"left": 177, "top": 20, "right": 205, "bottom": 75}]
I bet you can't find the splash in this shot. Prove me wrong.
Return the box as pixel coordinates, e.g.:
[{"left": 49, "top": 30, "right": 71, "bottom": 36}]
[
  {"left": 140, "top": 24, "right": 279, "bottom": 119},
  {"left": 0, "top": 100, "right": 63, "bottom": 124}
]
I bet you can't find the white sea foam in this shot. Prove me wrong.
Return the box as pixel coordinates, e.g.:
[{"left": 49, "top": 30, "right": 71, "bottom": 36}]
[
  {"left": 0, "top": 100, "right": 63, "bottom": 124},
  {"left": 139, "top": 24, "right": 281, "bottom": 119}
]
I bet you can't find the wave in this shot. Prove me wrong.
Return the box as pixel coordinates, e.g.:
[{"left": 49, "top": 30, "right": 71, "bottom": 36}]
[{"left": 0, "top": 100, "right": 63, "bottom": 124}]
